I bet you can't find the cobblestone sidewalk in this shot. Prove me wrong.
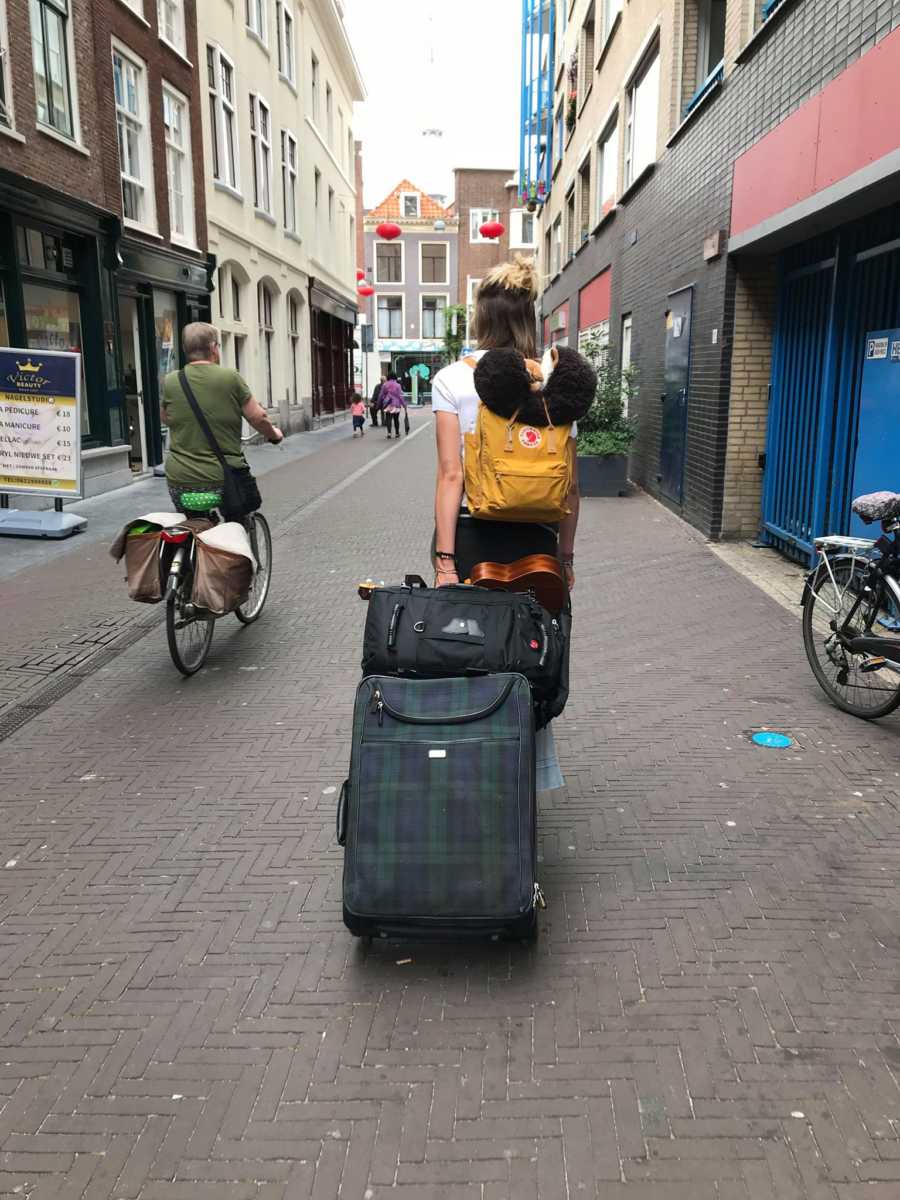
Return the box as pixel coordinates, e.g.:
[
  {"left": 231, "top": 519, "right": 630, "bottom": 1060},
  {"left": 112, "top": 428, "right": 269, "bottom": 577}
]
[{"left": 1, "top": 424, "right": 900, "bottom": 1198}]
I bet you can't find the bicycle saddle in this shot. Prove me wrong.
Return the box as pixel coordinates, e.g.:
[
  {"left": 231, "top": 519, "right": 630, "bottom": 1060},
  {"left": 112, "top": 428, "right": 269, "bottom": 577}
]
[{"left": 851, "top": 491, "right": 900, "bottom": 523}]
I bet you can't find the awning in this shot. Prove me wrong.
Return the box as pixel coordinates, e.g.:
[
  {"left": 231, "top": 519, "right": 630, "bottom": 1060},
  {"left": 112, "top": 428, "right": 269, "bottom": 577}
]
[{"left": 310, "top": 280, "right": 356, "bottom": 325}]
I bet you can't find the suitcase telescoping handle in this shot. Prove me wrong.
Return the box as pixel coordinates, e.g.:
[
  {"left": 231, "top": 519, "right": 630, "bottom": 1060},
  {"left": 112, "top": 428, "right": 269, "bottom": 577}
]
[
  {"left": 336, "top": 780, "right": 348, "bottom": 846},
  {"left": 404, "top": 574, "right": 427, "bottom": 589}
]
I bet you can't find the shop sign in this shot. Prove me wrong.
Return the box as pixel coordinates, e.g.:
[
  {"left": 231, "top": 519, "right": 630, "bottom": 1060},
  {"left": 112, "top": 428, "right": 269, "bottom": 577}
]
[{"left": 0, "top": 348, "right": 82, "bottom": 498}]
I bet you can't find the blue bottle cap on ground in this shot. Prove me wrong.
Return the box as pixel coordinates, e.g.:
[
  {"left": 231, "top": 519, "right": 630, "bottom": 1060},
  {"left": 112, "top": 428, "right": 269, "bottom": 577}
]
[{"left": 751, "top": 731, "right": 792, "bottom": 749}]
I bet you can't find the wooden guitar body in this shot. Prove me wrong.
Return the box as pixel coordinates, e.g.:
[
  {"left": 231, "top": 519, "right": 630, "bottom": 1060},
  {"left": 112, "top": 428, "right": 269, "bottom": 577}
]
[{"left": 468, "top": 554, "right": 566, "bottom": 614}]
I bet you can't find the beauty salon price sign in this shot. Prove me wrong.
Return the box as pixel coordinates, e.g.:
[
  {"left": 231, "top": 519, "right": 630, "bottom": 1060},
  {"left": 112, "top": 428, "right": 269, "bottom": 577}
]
[{"left": 0, "top": 349, "right": 82, "bottom": 498}]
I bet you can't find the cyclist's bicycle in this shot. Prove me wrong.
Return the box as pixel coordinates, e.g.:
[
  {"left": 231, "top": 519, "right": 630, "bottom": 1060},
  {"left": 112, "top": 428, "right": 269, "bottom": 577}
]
[
  {"left": 801, "top": 491, "right": 900, "bottom": 718},
  {"left": 161, "top": 498, "right": 272, "bottom": 676}
]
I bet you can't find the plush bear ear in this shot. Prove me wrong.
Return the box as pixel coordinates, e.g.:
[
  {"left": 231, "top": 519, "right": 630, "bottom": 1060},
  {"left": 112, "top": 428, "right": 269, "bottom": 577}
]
[
  {"left": 473, "top": 349, "right": 534, "bottom": 418},
  {"left": 542, "top": 347, "right": 597, "bottom": 423}
]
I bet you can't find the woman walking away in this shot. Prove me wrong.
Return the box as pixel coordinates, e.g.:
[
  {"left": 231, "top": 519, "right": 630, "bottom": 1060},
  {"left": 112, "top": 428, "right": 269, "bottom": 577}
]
[
  {"left": 430, "top": 258, "right": 595, "bottom": 790},
  {"left": 380, "top": 372, "right": 406, "bottom": 439}
]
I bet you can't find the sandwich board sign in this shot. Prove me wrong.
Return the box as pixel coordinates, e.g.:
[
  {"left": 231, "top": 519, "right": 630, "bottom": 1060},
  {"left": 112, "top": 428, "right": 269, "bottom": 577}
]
[{"left": 0, "top": 348, "right": 87, "bottom": 538}]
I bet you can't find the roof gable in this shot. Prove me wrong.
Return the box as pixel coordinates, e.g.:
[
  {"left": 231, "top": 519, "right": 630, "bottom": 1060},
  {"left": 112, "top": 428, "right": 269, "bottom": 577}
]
[{"left": 367, "top": 179, "right": 454, "bottom": 222}]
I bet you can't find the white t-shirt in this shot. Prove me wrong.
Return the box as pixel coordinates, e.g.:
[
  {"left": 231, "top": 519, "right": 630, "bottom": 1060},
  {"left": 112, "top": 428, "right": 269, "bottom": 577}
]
[{"left": 431, "top": 352, "right": 577, "bottom": 459}]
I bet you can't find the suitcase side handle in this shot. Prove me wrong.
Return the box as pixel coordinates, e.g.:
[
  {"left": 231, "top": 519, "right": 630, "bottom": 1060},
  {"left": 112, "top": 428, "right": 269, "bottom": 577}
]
[
  {"left": 336, "top": 780, "right": 349, "bottom": 846},
  {"left": 404, "top": 574, "right": 428, "bottom": 589}
]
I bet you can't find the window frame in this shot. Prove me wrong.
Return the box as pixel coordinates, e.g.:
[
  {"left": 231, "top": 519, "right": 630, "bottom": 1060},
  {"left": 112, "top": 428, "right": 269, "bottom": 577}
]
[
  {"left": 620, "top": 312, "right": 632, "bottom": 414},
  {"left": 249, "top": 91, "right": 273, "bottom": 216},
  {"left": 577, "top": 151, "right": 592, "bottom": 245},
  {"left": 310, "top": 52, "right": 319, "bottom": 120},
  {"left": 257, "top": 281, "right": 275, "bottom": 408},
  {"left": 421, "top": 294, "right": 449, "bottom": 341},
  {"left": 696, "top": 0, "right": 727, "bottom": 87},
  {"left": 281, "top": 127, "right": 298, "bottom": 233},
  {"left": 600, "top": 0, "right": 623, "bottom": 45},
  {"left": 578, "top": 2, "right": 595, "bottom": 110},
  {"left": 161, "top": 80, "right": 195, "bottom": 247},
  {"left": 469, "top": 207, "right": 501, "bottom": 244},
  {"left": 0, "top": 0, "right": 15, "bottom": 131},
  {"left": 287, "top": 292, "right": 300, "bottom": 405},
  {"left": 624, "top": 44, "right": 660, "bottom": 189},
  {"left": 400, "top": 191, "right": 421, "bottom": 220},
  {"left": 157, "top": 0, "right": 186, "bottom": 58},
  {"left": 376, "top": 293, "right": 403, "bottom": 340},
  {"left": 245, "top": 0, "right": 267, "bottom": 45},
  {"left": 419, "top": 240, "right": 449, "bottom": 285},
  {"left": 327, "top": 184, "right": 334, "bottom": 225},
  {"left": 313, "top": 165, "right": 321, "bottom": 208},
  {"left": 325, "top": 81, "right": 333, "bottom": 143},
  {"left": 465, "top": 275, "right": 482, "bottom": 341},
  {"left": 551, "top": 216, "right": 562, "bottom": 277},
  {"left": 276, "top": 1, "right": 295, "bottom": 85},
  {"left": 207, "top": 43, "right": 240, "bottom": 192},
  {"left": 231, "top": 275, "right": 242, "bottom": 321},
  {"left": 31, "top": 0, "right": 78, "bottom": 142},
  {"left": 595, "top": 111, "right": 619, "bottom": 222},
  {"left": 509, "top": 208, "right": 536, "bottom": 249},
  {"left": 111, "top": 39, "right": 157, "bottom": 233},
  {"left": 374, "top": 240, "right": 404, "bottom": 285}
]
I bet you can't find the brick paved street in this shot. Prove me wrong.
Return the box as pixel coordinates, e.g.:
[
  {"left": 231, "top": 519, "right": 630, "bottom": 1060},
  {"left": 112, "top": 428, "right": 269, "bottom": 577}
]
[{"left": 2, "top": 420, "right": 900, "bottom": 1199}]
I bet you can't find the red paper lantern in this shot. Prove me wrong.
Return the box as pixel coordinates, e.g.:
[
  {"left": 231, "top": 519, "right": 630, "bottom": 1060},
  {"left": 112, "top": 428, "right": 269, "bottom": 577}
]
[
  {"left": 356, "top": 268, "right": 365, "bottom": 281},
  {"left": 376, "top": 221, "right": 401, "bottom": 241},
  {"left": 479, "top": 220, "right": 505, "bottom": 240},
  {"left": 358, "top": 283, "right": 375, "bottom": 297}
]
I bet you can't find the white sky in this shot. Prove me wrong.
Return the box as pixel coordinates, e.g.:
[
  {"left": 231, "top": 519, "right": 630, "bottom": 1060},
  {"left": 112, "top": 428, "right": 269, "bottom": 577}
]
[{"left": 342, "top": 0, "right": 521, "bottom": 209}]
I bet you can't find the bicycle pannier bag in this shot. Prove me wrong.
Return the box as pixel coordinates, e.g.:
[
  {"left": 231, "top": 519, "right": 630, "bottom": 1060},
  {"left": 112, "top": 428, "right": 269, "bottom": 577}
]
[
  {"left": 337, "top": 673, "right": 541, "bottom": 941},
  {"left": 191, "top": 523, "right": 255, "bottom": 615},
  {"left": 124, "top": 531, "right": 164, "bottom": 603}
]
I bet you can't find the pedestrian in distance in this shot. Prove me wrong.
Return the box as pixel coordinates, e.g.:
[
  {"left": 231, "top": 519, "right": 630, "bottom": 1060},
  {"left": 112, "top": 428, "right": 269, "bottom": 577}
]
[
  {"left": 161, "top": 322, "right": 283, "bottom": 513},
  {"left": 380, "top": 372, "right": 406, "bottom": 440},
  {"left": 350, "top": 392, "right": 366, "bottom": 437},
  {"left": 369, "top": 377, "right": 383, "bottom": 427}
]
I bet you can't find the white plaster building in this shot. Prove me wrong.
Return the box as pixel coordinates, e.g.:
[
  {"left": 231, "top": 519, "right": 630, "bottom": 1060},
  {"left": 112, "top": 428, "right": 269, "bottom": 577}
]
[{"left": 198, "top": 0, "right": 364, "bottom": 428}]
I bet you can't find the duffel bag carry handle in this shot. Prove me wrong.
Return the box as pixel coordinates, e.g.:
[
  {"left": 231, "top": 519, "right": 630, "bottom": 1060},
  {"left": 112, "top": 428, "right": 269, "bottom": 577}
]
[
  {"left": 404, "top": 574, "right": 428, "bottom": 589},
  {"left": 336, "top": 780, "right": 349, "bottom": 846}
]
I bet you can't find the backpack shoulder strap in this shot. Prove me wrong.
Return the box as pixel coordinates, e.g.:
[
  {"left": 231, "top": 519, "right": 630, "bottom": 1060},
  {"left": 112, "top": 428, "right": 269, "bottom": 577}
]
[{"left": 462, "top": 356, "right": 478, "bottom": 369}]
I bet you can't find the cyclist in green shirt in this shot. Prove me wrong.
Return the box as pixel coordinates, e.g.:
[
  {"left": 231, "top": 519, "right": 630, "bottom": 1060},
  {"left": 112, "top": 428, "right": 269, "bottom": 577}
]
[{"left": 161, "top": 322, "right": 283, "bottom": 511}]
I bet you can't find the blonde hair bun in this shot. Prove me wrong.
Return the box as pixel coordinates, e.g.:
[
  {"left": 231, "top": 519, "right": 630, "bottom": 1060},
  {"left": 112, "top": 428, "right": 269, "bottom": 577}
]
[{"left": 481, "top": 256, "right": 539, "bottom": 301}]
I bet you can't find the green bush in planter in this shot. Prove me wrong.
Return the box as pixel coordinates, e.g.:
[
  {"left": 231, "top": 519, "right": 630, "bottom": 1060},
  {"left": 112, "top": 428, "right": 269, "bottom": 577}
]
[{"left": 575, "top": 332, "right": 639, "bottom": 458}]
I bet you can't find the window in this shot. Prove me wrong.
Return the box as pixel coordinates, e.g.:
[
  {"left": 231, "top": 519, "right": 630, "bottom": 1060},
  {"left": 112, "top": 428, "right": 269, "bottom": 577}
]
[
  {"left": 377, "top": 295, "right": 402, "bottom": 339},
  {"left": 551, "top": 216, "right": 562, "bottom": 276},
  {"left": 0, "top": 0, "right": 14, "bottom": 129},
  {"left": 509, "top": 209, "right": 535, "bottom": 248},
  {"left": 276, "top": 2, "right": 295, "bottom": 83},
  {"left": 162, "top": 85, "right": 195, "bottom": 245},
  {"left": 578, "top": 4, "right": 594, "bottom": 107},
  {"left": 565, "top": 187, "right": 576, "bottom": 259},
  {"left": 375, "top": 242, "right": 402, "bottom": 284},
  {"left": 620, "top": 313, "right": 632, "bottom": 414},
  {"left": 217, "top": 267, "right": 225, "bottom": 317},
  {"left": 258, "top": 283, "right": 274, "bottom": 406},
  {"left": 281, "top": 129, "right": 297, "bottom": 232},
  {"left": 246, "top": 0, "right": 266, "bottom": 43},
  {"left": 113, "top": 44, "right": 155, "bottom": 229},
  {"left": 624, "top": 48, "right": 660, "bottom": 187},
  {"left": 325, "top": 82, "right": 333, "bottom": 143},
  {"left": 697, "top": 0, "right": 727, "bottom": 82},
  {"left": 347, "top": 129, "right": 353, "bottom": 172},
  {"left": 288, "top": 294, "right": 300, "bottom": 405},
  {"left": 31, "top": 0, "right": 75, "bottom": 138},
  {"left": 421, "top": 297, "right": 446, "bottom": 340},
  {"left": 327, "top": 185, "right": 334, "bottom": 224},
  {"left": 231, "top": 276, "right": 241, "bottom": 320},
  {"left": 313, "top": 166, "right": 321, "bottom": 207},
  {"left": 338, "top": 108, "right": 344, "bottom": 163},
  {"left": 578, "top": 156, "right": 591, "bottom": 243},
  {"left": 122, "top": 0, "right": 144, "bottom": 15},
  {"left": 158, "top": 0, "right": 185, "bottom": 55},
  {"left": 600, "top": 0, "right": 622, "bottom": 42},
  {"left": 207, "top": 45, "right": 238, "bottom": 190},
  {"left": 420, "top": 242, "right": 448, "bottom": 284},
  {"left": 310, "top": 53, "right": 319, "bottom": 119},
  {"left": 465, "top": 277, "right": 481, "bottom": 341},
  {"left": 596, "top": 116, "right": 619, "bottom": 220},
  {"left": 401, "top": 191, "right": 420, "bottom": 219},
  {"left": 234, "top": 333, "right": 244, "bottom": 373},
  {"left": 249, "top": 93, "right": 272, "bottom": 214},
  {"left": 470, "top": 208, "right": 500, "bottom": 243},
  {"left": 554, "top": 102, "right": 564, "bottom": 167}
]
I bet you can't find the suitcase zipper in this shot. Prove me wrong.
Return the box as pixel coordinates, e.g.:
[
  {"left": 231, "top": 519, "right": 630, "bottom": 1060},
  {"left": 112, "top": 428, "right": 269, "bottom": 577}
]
[
  {"left": 370, "top": 687, "right": 384, "bottom": 726},
  {"left": 373, "top": 676, "right": 518, "bottom": 725}
]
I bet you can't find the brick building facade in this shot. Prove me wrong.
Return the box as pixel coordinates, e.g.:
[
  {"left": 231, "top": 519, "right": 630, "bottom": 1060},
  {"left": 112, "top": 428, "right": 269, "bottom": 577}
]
[
  {"left": 528, "top": 0, "right": 900, "bottom": 551},
  {"left": 0, "top": 0, "right": 212, "bottom": 501}
]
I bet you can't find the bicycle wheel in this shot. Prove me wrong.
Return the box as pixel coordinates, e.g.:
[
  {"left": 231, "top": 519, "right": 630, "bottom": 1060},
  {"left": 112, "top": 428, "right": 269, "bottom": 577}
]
[
  {"left": 802, "top": 559, "right": 900, "bottom": 718},
  {"left": 166, "top": 574, "right": 215, "bottom": 676},
  {"left": 235, "top": 512, "right": 272, "bottom": 624}
]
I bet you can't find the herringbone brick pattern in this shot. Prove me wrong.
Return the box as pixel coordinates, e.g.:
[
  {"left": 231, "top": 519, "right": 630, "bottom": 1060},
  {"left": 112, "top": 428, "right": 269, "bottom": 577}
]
[{"left": 1, "top": 424, "right": 900, "bottom": 1198}]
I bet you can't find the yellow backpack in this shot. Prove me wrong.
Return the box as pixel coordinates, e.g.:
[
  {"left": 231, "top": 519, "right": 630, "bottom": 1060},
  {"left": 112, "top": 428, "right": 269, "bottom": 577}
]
[{"left": 462, "top": 356, "right": 574, "bottom": 524}]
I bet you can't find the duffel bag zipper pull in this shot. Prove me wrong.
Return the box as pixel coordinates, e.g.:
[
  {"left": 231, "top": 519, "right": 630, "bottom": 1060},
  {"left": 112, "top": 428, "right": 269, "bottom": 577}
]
[
  {"left": 371, "top": 687, "right": 384, "bottom": 726},
  {"left": 533, "top": 882, "right": 546, "bottom": 910}
]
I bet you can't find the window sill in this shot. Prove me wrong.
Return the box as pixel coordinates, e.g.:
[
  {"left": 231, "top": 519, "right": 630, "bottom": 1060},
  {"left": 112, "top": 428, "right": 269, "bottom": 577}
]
[
  {"left": 575, "top": 234, "right": 592, "bottom": 257},
  {"left": 278, "top": 72, "right": 298, "bottom": 96},
  {"left": 284, "top": 229, "right": 303, "bottom": 245},
  {"left": 213, "top": 180, "right": 244, "bottom": 202},
  {"left": 159, "top": 36, "right": 192, "bottom": 68},
  {"left": 552, "top": 157, "right": 562, "bottom": 181},
  {"left": 577, "top": 84, "right": 593, "bottom": 117},
  {"left": 254, "top": 208, "right": 277, "bottom": 226},
  {"left": 736, "top": 0, "right": 801, "bottom": 64},
  {"left": 246, "top": 27, "right": 270, "bottom": 56},
  {"left": 0, "top": 125, "right": 26, "bottom": 145},
  {"left": 171, "top": 234, "right": 200, "bottom": 253},
  {"left": 116, "top": 0, "right": 150, "bottom": 28},
  {"left": 123, "top": 220, "right": 162, "bottom": 239},
  {"left": 618, "top": 161, "right": 655, "bottom": 205},
  {"left": 667, "top": 70, "right": 724, "bottom": 147},
  {"left": 36, "top": 123, "right": 90, "bottom": 157},
  {"left": 591, "top": 205, "right": 617, "bottom": 237},
  {"left": 596, "top": 12, "right": 621, "bottom": 73}
]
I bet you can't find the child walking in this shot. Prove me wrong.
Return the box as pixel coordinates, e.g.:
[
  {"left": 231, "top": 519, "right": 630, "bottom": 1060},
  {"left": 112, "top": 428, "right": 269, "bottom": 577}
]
[{"left": 350, "top": 393, "right": 366, "bottom": 437}]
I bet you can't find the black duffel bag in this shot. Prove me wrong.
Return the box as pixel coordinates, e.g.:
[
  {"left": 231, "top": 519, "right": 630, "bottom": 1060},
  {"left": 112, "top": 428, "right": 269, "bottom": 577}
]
[{"left": 361, "top": 575, "right": 570, "bottom": 726}]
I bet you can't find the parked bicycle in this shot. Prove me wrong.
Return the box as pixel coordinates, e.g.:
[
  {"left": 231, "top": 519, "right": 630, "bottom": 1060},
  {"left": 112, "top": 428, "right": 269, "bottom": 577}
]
[
  {"left": 801, "top": 491, "right": 900, "bottom": 718},
  {"left": 163, "top": 502, "right": 272, "bottom": 676}
]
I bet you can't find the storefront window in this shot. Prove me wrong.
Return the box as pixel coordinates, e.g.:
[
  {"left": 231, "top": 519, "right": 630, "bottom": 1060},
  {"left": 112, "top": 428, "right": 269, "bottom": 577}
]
[
  {"left": 23, "top": 281, "right": 89, "bottom": 434},
  {"left": 0, "top": 281, "right": 9, "bottom": 345},
  {"left": 153, "top": 288, "right": 178, "bottom": 385}
]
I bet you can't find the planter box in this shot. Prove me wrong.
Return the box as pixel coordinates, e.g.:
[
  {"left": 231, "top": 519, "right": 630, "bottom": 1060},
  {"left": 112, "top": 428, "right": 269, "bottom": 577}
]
[{"left": 577, "top": 453, "right": 629, "bottom": 497}]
